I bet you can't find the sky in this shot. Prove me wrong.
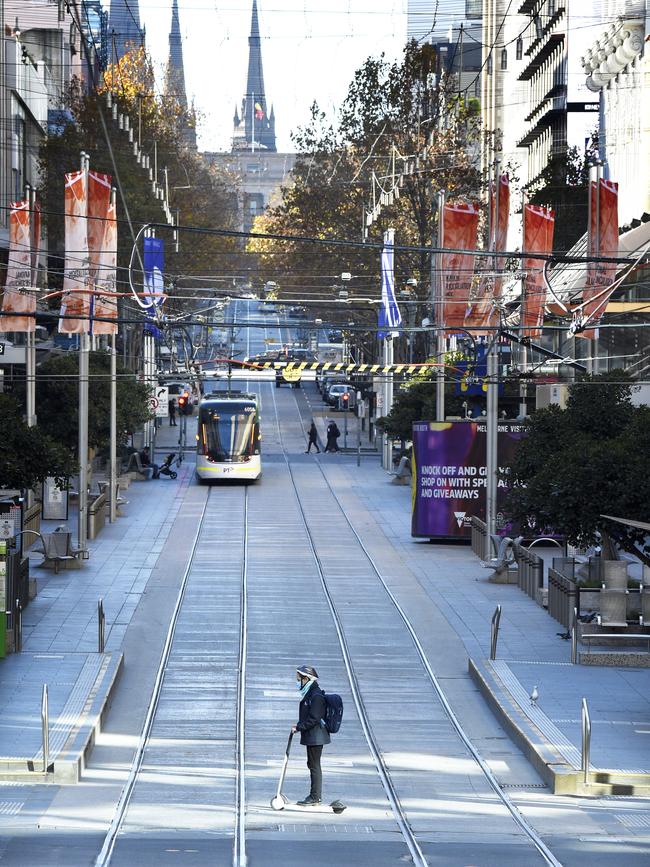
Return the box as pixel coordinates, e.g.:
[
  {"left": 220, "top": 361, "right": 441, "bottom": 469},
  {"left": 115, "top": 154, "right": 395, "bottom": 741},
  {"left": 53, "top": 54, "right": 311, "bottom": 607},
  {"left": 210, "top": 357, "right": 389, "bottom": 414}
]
[{"left": 137, "top": 0, "right": 409, "bottom": 153}]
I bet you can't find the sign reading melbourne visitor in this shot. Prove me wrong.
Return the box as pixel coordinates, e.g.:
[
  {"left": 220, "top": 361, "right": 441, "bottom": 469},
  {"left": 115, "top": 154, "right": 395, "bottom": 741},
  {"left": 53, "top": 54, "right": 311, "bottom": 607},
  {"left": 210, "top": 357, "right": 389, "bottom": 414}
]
[{"left": 411, "top": 421, "right": 526, "bottom": 540}]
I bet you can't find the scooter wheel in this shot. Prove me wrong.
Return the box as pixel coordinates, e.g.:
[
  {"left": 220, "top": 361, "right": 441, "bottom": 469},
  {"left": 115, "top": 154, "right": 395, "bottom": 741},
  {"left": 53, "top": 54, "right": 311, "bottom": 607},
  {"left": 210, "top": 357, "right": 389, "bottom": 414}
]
[
  {"left": 270, "top": 795, "right": 287, "bottom": 811},
  {"left": 171, "top": 472, "right": 177, "bottom": 479}
]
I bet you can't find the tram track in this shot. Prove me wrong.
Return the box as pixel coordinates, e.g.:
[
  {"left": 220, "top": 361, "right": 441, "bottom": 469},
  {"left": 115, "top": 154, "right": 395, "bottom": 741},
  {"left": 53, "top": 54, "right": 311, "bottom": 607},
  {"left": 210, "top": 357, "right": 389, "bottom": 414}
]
[
  {"left": 95, "top": 484, "right": 252, "bottom": 867},
  {"left": 267, "top": 382, "right": 428, "bottom": 867},
  {"left": 281, "top": 382, "right": 564, "bottom": 867}
]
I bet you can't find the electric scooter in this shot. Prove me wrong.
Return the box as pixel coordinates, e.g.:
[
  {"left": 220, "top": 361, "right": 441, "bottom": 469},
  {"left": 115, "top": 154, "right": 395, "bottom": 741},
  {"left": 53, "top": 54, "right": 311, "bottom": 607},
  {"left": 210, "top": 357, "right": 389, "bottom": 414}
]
[{"left": 270, "top": 730, "right": 346, "bottom": 813}]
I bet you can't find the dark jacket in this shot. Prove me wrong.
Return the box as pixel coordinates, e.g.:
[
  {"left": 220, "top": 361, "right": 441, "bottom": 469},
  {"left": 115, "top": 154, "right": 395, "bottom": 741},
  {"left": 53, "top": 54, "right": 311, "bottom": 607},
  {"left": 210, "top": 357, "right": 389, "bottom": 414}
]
[
  {"left": 308, "top": 423, "right": 318, "bottom": 443},
  {"left": 296, "top": 682, "right": 331, "bottom": 746}
]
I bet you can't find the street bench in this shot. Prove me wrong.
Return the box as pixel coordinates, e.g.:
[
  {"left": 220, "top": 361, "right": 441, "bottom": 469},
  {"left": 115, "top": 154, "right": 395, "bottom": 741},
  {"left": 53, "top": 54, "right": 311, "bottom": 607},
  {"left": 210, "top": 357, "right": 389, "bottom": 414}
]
[
  {"left": 96, "top": 481, "right": 128, "bottom": 514},
  {"left": 125, "top": 452, "right": 149, "bottom": 481},
  {"left": 39, "top": 530, "right": 86, "bottom": 573}
]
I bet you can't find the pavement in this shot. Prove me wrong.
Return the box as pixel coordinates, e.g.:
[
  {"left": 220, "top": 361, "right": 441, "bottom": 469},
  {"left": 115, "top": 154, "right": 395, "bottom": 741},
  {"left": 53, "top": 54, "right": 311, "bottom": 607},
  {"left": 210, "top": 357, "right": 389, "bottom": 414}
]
[
  {"left": 307, "top": 413, "right": 650, "bottom": 796},
  {"left": 0, "top": 420, "right": 193, "bottom": 782}
]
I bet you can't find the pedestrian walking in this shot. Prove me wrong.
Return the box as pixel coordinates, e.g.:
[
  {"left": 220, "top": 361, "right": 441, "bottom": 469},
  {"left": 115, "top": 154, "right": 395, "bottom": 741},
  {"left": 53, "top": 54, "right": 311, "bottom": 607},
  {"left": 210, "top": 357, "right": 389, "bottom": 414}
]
[
  {"left": 332, "top": 421, "right": 341, "bottom": 452},
  {"left": 324, "top": 421, "right": 336, "bottom": 452},
  {"left": 169, "top": 398, "right": 177, "bottom": 426},
  {"left": 305, "top": 420, "right": 320, "bottom": 453},
  {"left": 291, "top": 665, "right": 330, "bottom": 806}
]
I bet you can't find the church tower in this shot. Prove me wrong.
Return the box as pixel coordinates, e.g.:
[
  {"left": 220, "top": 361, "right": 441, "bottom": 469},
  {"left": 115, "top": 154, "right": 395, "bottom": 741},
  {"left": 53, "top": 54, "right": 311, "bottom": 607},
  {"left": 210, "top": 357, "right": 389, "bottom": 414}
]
[
  {"left": 166, "top": 0, "right": 197, "bottom": 150},
  {"left": 232, "top": 0, "right": 277, "bottom": 152},
  {"left": 108, "top": 0, "right": 144, "bottom": 62}
]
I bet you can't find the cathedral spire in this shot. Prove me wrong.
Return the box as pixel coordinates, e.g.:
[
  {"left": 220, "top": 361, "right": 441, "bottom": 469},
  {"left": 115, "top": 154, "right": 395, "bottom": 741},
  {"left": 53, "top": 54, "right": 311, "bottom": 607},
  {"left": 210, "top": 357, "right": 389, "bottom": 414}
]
[
  {"left": 108, "top": 0, "right": 144, "bottom": 62},
  {"left": 234, "top": 0, "right": 276, "bottom": 152},
  {"left": 166, "top": 0, "right": 197, "bottom": 150}
]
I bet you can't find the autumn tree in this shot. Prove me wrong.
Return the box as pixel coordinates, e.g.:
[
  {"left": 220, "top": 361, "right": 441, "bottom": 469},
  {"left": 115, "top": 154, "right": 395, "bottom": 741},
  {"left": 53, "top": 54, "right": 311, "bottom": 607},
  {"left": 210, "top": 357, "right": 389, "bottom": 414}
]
[{"left": 249, "top": 42, "right": 484, "bottom": 346}]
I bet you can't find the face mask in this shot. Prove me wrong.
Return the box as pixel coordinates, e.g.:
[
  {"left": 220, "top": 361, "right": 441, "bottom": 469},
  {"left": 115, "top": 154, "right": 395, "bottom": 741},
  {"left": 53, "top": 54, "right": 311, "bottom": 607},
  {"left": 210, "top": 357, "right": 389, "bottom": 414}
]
[{"left": 296, "top": 679, "right": 303, "bottom": 690}]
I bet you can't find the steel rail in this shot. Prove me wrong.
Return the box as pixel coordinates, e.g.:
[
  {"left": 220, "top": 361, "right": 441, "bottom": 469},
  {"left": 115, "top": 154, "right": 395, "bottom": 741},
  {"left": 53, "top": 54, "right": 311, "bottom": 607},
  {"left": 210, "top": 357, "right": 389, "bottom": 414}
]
[
  {"left": 95, "top": 489, "right": 212, "bottom": 867},
  {"left": 268, "top": 382, "right": 428, "bottom": 867},
  {"left": 233, "top": 486, "right": 250, "bottom": 867},
  {"left": 292, "top": 392, "right": 563, "bottom": 867}
]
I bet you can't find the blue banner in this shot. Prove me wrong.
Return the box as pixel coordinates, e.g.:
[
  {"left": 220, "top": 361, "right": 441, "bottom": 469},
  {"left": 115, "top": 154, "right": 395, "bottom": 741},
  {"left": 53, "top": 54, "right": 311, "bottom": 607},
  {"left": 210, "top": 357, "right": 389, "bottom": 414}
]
[{"left": 143, "top": 236, "right": 164, "bottom": 339}]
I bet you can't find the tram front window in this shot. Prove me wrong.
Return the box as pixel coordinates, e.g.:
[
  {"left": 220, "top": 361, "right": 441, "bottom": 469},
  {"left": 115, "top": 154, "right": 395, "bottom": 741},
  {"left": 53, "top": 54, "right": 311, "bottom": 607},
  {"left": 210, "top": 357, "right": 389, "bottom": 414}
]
[{"left": 200, "top": 406, "right": 257, "bottom": 461}]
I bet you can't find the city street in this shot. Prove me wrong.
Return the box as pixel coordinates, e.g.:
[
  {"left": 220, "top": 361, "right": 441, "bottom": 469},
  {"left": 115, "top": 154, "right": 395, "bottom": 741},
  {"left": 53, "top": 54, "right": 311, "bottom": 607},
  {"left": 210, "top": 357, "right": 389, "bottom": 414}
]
[{"left": 0, "top": 302, "right": 648, "bottom": 866}]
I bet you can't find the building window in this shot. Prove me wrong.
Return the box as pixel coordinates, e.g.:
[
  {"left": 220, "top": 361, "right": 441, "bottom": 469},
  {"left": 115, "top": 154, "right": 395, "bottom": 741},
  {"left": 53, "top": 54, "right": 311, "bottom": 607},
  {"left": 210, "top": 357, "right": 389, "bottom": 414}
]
[
  {"left": 501, "top": 48, "right": 508, "bottom": 70},
  {"left": 487, "top": 53, "right": 492, "bottom": 75},
  {"left": 548, "top": 0, "right": 555, "bottom": 15},
  {"left": 533, "top": 15, "right": 543, "bottom": 39},
  {"left": 516, "top": 37, "right": 523, "bottom": 60}
]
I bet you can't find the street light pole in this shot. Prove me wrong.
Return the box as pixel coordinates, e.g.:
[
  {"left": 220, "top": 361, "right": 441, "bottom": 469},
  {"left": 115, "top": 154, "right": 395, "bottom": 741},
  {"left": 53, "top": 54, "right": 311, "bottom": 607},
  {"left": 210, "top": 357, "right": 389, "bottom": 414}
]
[
  {"left": 78, "top": 151, "right": 90, "bottom": 555},
  {"left": 109, "top": 186, "right": 118, "bottom": 524},
  {"left": 485, "top": 158, "right": 501, "bottom": 542}
]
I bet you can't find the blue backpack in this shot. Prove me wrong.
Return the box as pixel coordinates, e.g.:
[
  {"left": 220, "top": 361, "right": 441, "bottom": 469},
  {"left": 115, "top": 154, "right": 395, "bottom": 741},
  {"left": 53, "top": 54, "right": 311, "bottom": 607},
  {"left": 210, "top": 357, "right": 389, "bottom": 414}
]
[{"left": 322, "top": 692, "right": 343, "bottom": 734}]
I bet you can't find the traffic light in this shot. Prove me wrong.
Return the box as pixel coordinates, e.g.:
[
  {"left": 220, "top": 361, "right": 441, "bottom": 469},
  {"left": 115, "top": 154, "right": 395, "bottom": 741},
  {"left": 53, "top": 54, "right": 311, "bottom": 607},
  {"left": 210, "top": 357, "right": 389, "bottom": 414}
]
[
  {"left": 339, "top": 391, "right": 350, "bottom": 411},
  {"left": 178, "top": 391, "right": 191, "bottom": 415}
]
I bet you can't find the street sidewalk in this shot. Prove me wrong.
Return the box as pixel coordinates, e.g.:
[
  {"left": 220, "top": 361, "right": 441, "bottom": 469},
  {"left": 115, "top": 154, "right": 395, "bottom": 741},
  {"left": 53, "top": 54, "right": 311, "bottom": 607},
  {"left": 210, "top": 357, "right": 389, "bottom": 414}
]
[
  {"left": 0, "top": 420, "right": 194, "bottom": 781},
  {"left": 319, "top": 453, "right": 650, "bottom": 796}
]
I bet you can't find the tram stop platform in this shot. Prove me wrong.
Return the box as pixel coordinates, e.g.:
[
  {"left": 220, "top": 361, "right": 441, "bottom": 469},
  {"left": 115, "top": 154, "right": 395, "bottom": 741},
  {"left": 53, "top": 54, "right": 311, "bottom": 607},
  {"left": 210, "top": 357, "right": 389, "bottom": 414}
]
[{"left": 0, "top": 651, "right": 122, "bottom": 783}]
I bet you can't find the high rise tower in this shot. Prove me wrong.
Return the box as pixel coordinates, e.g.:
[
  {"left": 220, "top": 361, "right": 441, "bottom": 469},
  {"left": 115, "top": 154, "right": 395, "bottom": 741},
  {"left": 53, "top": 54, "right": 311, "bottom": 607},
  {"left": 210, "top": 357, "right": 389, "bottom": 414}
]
[
  {"left": 108, "top": 0, "right": 144, "bottom": 62},
  {"left": 232, "top": 0, "right": 276, "bottom": 152},
  {"left": 166, "top": 0, "right": 197, "bottom": 150}
]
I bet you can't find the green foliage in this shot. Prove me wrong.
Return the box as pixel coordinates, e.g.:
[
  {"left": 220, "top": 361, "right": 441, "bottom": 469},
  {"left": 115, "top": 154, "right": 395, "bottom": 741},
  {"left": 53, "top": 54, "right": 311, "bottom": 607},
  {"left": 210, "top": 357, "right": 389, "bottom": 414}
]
[
  {"left": 249, "top": 42, "right": 484, "bottom": 320},
  {"left": 508, "top": 370, "right": 650, "bottom": 564},
  {"left": 34, "top": 351, "right": 152, "bottom": 455},
  {"left": 0, "top": 395, "right": 74, "bottom": 491}
]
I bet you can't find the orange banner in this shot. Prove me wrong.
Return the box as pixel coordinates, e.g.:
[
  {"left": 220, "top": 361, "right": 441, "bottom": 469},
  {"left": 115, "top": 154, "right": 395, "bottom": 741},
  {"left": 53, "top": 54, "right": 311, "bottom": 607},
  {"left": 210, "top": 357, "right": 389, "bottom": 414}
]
[
  {"left": 59, "top": 171, "right": 91, "bottom": 334},
  {"left": 520, "top": 204, "right": 555, "bottom": 338},
  {"left": 93, "top": 196, "right": 118, "bottom": 335},
  {"left": 441, "top": 201, "right": 479, "bottom": 329},
  {"left": 581, "top": 179, "right": 619, "bottom": 338},
  {"left": 2, "top": 201, "right": 36, "bottom": 332},
  {"left": 467, "top": 174, "right": 510, "bottom": 329},
  {"left": 87, "top": 172, "right": 116, "bottom": 335}
]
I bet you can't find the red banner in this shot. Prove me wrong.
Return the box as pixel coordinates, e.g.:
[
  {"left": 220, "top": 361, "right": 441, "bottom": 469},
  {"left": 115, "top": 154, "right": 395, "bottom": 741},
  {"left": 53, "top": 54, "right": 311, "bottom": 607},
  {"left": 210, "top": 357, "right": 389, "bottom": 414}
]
[
  {"left": 467, "top": 174, "right": 510, "bottom": 329},
  {"left": 59, "top": 170, "right": 115, "bottom": 334},
  {"left": 520, "top": 204, "right": 555, "bottom": 338},
  {"left": 2, "top": 201, "right": 37, "bottom": 332},
  {"left": 442, "top": 201, "right": 479, "bottom": 329},
  {"left": 581, "top": 179, "right": 619, "bottom": 338},
  {"left": 59, "top": 171, "right": 91, "bottom": 333},
  {"left": 93, "top": 195, "right": 118, "bottom": 335}
]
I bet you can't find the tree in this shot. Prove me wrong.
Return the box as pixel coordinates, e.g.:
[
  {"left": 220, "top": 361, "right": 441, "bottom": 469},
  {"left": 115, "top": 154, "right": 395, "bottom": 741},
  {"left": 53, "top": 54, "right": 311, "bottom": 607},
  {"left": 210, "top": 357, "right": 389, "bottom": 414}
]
[
  {"left": 39, "top": 47, "right": 240, "bottom": 302},
  {"left": 248, "top": 42, "right": 485, "bottom": 344},
  {"left": 32, "top": 352, "right": 152, "bottom": 455},
  {"left": 507, "top": 371, "right": 650, "bottom": 564},
  {"left": 0, "top": 396, "right": 74, "bottom": 490}
]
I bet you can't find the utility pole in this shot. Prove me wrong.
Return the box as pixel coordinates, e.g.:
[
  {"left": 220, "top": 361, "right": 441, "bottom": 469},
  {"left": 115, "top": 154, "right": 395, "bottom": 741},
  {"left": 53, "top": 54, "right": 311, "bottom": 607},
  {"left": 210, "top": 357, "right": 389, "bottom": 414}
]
[
  {"left": 485, "top": 158, "right": 501, "bottom": 543},
  {"left": 382, "top": 228, "right": 395, "bottom": 471},
  {"left": 109, "top": 187, "right": 118, "bottom": 523},
  {"left": 519, "top": 190, "right": 528, "bottom": 418},
  {"left": 434, "top": 190, "right": 446, "bottom": 421},
  {"left": 78, "top": 151, "right": 90, "bottom": 555}
]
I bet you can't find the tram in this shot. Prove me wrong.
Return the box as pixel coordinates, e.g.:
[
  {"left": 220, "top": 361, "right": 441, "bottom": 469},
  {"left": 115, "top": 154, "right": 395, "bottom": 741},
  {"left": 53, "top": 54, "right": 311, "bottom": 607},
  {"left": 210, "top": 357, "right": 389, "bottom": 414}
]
[{"left": 196, "top": 391, "right": 261, "bottom": 481}]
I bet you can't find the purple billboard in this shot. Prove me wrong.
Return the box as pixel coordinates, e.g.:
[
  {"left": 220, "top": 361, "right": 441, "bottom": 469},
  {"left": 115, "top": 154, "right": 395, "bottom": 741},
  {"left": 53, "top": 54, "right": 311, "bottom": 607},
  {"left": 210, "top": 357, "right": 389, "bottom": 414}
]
[{"left": 411, "top": 421, "right": 526, "bottom": 540}]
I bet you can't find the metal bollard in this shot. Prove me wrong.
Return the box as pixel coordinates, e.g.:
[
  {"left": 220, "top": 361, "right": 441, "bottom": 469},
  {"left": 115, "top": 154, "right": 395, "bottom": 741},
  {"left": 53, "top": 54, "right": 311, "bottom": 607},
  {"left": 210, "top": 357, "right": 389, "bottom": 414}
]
[
  {"left": 14, "top": 598, "right": 22, "bottom": 653},
  {"left": 581, "top": 697, "right": 591, "bottom": 785},
  {"left": 98, "top": 598, "right": 105, "bottom": 653},
  {"left": 490, "top": 604, "right": 502, "bottom": 660},
  {"left": 41, "top": 684, "right": 49, "bottom": 773},
  {"left": 571, "top": 606, "right": 578, "bottom": 664}
]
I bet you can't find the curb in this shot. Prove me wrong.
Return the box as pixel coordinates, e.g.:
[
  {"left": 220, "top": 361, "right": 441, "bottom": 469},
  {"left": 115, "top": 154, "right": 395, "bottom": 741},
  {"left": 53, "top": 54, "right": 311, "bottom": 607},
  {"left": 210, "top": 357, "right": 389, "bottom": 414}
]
[
  {"left": 0, "top": 652, "right": 123, "bottom": 784},
  {"left": 468, "top": 657, "right": 650, "bottom": 796}
]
